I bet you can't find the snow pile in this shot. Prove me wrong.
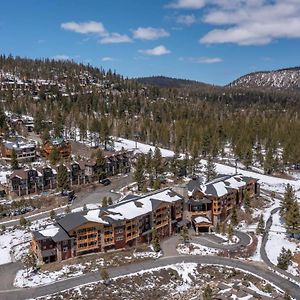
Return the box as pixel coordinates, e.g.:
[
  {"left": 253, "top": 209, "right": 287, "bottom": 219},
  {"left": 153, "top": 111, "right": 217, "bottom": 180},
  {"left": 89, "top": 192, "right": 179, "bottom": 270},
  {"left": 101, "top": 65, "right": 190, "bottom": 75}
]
[{"left": 133, "top": 250, "right": 162, "bottom": 259}]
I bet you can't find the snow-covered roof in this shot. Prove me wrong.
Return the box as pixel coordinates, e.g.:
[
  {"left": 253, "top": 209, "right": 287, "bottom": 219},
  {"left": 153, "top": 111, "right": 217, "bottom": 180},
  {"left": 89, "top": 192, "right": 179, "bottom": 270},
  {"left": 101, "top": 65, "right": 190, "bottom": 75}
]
[
  {"left": 194, "top": 216, "right": 211, "bottom": 224},
  {"left": 84, "top": 209, "right": 109, "bottom": 224},
  {"left": 38, "top": 225, "right": 59, "bottom": 238}
]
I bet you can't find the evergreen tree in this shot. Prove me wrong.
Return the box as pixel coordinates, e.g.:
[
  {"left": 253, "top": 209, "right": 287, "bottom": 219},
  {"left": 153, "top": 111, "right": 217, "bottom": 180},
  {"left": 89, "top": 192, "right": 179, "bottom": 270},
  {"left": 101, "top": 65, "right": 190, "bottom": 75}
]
[
  {"left": 100, "top": 267, "right": 110, "bottom": 282},
  {"left": 83, "top": 203, "right": 88, "bottom": 211},
  {"left": 280, "top": 184, "right": 296, "bottom": 219},
  {"left": 230, "top": 206, "right": 238, "bottom": 227},
  {"left": 256, "top": 214, "right": 265, "bottom": 235},
  {"left": 102, "top": 196, "right": 108, "bottom": 208},
  {"left": 11, "top": 149, "right": 19, "bottom": 170},
  {"left": 180, "top": 225, "right": 190, "bottom": 244},
  {"left": 145, "top": 149, "right": 153, "bottom": 175},
  {"left": 49, "top": 148, "right": 60, "bottom": 165},
  {"left": 134, "top": 155, "right": 145, "bottom": 191},
  {"left": 227, "top": 223, "right": 234, "bottom": 241},
  {"left": 285, "top": 199, "right": 300, "bottom": 237},
  {"left": 108, "top": 197, "right": 113, "bottom": 205},
  {"left": 64, "top": 206, "right": 71, "bottom": 214},
  {"left": 277, "top": 247, "right": 293, "bottom": 270},
  {"left": 57, "top": 164, "right": 69, "bottom": 191},
  {"left": 94, "top": 149, "right": 106, "bottom": 180},
  {"left": 203, "top": 284, "right": 213, "bottom": 300},
  {"left": 153, "top": 146, "right": 163, "bottom": 178},
  {"left": 204, "top": 155, "right": 217, "bottom": 183},
  {"left": 243, "top": 190, "right": 251, "bottom": 213},
  {"left": 49, "top": 209, "right": 56, "bottom": 220},
  {"left": 19, "top": 216, "right": 28, "bottom": 227},
  {"left": 151, "top": 228, "right": 161, "bottom": 252},
  {"left": 153, "top": 179, "right": 161, "bottom": 190},
  {"left": 23, "top": 250, "right": 37, "bottom": 274}
]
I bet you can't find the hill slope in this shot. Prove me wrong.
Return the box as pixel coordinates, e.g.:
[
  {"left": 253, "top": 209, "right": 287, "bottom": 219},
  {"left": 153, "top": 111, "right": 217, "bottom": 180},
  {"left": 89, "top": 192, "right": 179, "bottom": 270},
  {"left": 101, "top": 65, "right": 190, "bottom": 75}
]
[
  {"left": 229, "top": 67, "right": 300, "bottom": 90},
  {"left": 136, "top": 76, "right": 213, "bottom": 89}
]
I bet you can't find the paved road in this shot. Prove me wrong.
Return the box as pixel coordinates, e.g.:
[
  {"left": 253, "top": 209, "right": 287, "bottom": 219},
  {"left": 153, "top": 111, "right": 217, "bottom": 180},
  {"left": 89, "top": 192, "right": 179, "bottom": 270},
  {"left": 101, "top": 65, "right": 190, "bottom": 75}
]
[
  {"left": 0, "top": 173, "right": 133, "bottom": 227},
  {"left": 192, "top": 230, "right": 251, "bottom": 251},
  {"left": 0, "top": 255, "right": 299, "bottom": 300}
]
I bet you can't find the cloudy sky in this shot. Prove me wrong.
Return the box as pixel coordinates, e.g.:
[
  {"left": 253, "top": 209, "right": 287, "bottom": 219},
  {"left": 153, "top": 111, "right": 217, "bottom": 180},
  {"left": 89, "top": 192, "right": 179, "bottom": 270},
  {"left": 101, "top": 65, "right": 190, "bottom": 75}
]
[{"left": 1, "top": 0, "right": 300, "bottom": 85}]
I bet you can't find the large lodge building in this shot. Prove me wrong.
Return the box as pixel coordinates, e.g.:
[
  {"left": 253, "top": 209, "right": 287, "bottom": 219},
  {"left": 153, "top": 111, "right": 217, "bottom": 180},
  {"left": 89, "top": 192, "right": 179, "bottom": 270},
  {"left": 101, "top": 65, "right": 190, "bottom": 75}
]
[{"left": 32, "top": 174, "right": 259, "bottom": 264}]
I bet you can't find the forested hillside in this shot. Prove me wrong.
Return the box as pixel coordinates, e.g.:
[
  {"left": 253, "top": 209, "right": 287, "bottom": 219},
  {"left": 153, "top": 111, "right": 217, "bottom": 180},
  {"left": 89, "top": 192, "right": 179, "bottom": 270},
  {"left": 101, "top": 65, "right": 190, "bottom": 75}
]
[{"left": 1, "top": 55, "right": 300, "bottom": 173}]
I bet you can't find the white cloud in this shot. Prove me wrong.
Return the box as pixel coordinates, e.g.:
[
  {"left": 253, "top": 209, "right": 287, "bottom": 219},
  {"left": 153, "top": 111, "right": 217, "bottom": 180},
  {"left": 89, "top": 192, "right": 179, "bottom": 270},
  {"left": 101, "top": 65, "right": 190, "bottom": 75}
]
[
  {"left": 139, "top": 45, "right": 171, "bottom": 56},
  {"left": 61, "top": 21, "right": 107, "bottom": 35},
  {"left": 99, "top": 33, "right": 132, "bottom": 44},
  {"left": 101, "top": 57, "right": 115, "bottom": 62},
  {"left": 176, "top": 14, "right": 197, "bottom": 25},
  {"left": 200, "top": 1, "right": 300, "bottom": 45},
  {"left": 132, "top": 27, "right": 170, "bottom": 40},
  {"left": 52, "top": 54, "right": 70, "bottom": 60},
  {"left": 167, "top": 0, "right": 206, "bottom": 9},
  {"left": 180, "top": 56, "right": 223, "bottom": 63}
]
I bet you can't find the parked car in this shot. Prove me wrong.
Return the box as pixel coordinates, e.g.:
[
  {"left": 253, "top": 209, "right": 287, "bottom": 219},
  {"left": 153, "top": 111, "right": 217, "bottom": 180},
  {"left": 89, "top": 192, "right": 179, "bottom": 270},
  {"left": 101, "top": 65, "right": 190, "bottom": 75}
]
[{"left": 99, "top": 178, "right": 111, "bottom": 186}]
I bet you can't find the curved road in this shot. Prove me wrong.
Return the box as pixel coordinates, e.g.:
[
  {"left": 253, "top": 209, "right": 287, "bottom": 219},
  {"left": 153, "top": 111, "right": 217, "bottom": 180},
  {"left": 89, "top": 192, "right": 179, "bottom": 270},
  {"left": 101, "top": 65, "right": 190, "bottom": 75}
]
[
  {"left": 192, "top": 230, "right": 251, "bottom": 250},
  {"left": 0, "top": 255, "right": 299, "bottom": 300}
]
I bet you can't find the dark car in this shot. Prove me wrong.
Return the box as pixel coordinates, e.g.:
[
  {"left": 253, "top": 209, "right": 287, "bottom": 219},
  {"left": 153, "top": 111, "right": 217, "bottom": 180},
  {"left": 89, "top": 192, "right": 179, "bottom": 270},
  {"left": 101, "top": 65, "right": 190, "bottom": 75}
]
[{"left": 99, "top": 178, "right": 111, "bottom": 186}]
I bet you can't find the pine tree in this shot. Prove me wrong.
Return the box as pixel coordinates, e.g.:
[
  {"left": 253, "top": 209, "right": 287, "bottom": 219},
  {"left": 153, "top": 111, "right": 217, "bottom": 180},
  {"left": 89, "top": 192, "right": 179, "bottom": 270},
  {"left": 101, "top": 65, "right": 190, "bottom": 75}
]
[
  {"left": 203, "top": 284, "right": 213, "bottom": 300},
  {"left": 153, "top": 146, "right": 163, "bottom": 178},
  {"left": 94, "top": 149, "right": 106, "bottom": 180},
  {"left": 100, "top": 267, "right": 110, "bottom": 282},
  {"left": 57, "top": 164, "right": 69, "bottom": 191},
  {"left": 243, "top": 190, "right": 251, "bottom": 213},
  {"left": 230, "top": 206, "right": 238, "bottom": 227},
  {"left": 180, "top": 225, "right": 190, "bottom": 244},
  {"left": 49, "top": 209, "right": 56, "bottom": 220},
  {"left": 285, "top": 199, "right": 300, "bottom": 237},
  {"left": 19, "top": 216, "right": 28, "bottom": 227},
  {"left": 227, "top": 223, "right": 234, "bottom": 241},
  {"left": 280, "top": 184, "right": 296, "bottom": 219},
  {"left": 64, "top": 206, "right": 71, "bottom": 214},
  {"left": 256, "top": 214, "right": 265, "bottom": 235},
  {"left": 152, "top": 228, "right": 161, "bottom": 252},
  {"left": 49, "top": 148, "right": 60, "bottom": 165},
  {"left": 205, "top": 155, "right": 217, "bottom": 183},
  {"left": 23, "top": 250, "right": 37, "bottom": 274},
  {"left": 145, "top": 149, "right": 153, "bottom": 175},
  {"left": 108, "top": 197, "right": 113, "bottom": 205},
  {"left": 277, "top": 247, "right": 293, "bottom": 270},
  {"left": 83, "top": 203, "right": 88, "bottom": 211},
  {"left": 11, "top": 148, "right": 19, "bottom": 170},
  {"left": 102, "top": 196, "right": 108, "bottom": 208},
  {"left": 134, "top": 155, "right": 145, "bottom": 191},
  {"left": 153, "top": 179, "right": 161, "bottom": 190}
]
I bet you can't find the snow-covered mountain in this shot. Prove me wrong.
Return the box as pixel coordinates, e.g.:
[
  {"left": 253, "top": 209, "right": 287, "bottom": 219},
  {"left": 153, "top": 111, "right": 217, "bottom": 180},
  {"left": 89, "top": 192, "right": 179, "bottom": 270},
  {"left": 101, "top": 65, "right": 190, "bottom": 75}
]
[{"left": 229, "top": 67, "right": 300, "bottom": 90}]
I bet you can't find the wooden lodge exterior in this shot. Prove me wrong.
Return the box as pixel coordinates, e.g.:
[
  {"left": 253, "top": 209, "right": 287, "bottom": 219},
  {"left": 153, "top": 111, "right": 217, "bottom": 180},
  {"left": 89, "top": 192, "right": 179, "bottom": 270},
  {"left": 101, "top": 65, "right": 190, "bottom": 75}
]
[
  {"left": 31, "top": 188, "right": 184, "bottom": 264},
  {"left": 42, "top": 138, "right": 71, "bottom": 159}
]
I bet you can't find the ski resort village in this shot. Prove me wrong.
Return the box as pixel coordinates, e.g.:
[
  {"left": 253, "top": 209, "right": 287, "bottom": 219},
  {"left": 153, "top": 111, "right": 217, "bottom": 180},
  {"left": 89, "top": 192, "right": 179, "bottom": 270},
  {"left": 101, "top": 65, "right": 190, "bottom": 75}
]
[{"left": 0, "top": 108, "right": 299, "bottom": 300}]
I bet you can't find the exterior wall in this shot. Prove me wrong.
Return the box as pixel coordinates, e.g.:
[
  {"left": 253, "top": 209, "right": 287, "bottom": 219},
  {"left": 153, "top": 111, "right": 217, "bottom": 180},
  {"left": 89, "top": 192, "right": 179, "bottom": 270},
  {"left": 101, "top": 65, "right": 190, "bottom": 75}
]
[
  {"left": 43, "top": 141, "right": 71, "bottom": 159},
  {"left": 1, "top": 144, "right": 36, "bottom": 162}
]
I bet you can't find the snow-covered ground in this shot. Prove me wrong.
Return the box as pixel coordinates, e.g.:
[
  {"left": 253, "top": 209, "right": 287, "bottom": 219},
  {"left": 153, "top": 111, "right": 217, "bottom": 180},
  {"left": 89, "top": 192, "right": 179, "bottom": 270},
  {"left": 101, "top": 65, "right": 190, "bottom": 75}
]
[
  {"left": 265, "top": 210, "right": 300, "bottom": 276},
  {"left": 0, "top": 218, "right": 53, "bottom": 265},
  {"left": 177, "top": 243, "right": 219, "bottom": 256},
  {"left": 113, "top": 137, "right": 175, "bottom": 158},
  {"left": 0, "top": 228, "right": 31, "bottom": 265}
]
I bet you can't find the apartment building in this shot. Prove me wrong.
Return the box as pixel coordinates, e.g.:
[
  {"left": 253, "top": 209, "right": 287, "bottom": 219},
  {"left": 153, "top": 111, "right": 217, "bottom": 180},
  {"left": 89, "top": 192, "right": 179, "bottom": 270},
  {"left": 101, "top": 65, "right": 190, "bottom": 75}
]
[{"left": 31, "top": 188, "right": 184, "bottom": 264}]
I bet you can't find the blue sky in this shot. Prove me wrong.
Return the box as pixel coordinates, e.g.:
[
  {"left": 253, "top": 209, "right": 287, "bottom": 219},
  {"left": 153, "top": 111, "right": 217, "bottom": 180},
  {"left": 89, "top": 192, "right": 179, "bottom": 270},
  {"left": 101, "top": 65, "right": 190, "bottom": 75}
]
[{"left": 1, "top": 0, "right": 300, "bottom": 85}]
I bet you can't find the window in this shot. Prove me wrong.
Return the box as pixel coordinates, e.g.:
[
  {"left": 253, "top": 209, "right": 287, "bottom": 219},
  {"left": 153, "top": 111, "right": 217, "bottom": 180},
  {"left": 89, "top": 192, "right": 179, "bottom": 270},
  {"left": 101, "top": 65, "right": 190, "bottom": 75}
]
[
  {"left": 63, "top": 247, "right": 68, "bottom": 252},
  {"left": 116, "top": 236, "right": 123, "bottom": 241}
]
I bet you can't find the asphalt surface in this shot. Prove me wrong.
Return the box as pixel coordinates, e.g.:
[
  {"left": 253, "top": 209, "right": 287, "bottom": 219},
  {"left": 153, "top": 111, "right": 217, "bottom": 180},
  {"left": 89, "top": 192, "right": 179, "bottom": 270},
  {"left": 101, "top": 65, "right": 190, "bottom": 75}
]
[
  {"left": 192, "top": 230, "right": 251, "bottom": 250},
  {"left": 0, "top": 255, "right": 299, "bottom": 300},
  {"left": 0, "top": 173, "right": 133, "bottom": 227}
]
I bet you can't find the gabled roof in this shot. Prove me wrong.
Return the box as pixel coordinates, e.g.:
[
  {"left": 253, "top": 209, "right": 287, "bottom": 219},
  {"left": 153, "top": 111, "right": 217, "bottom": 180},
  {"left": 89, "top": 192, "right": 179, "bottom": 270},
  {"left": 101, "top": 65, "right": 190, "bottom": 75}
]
[{"left": 32, "top": 224, "right": 71, "bottom": 242}]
